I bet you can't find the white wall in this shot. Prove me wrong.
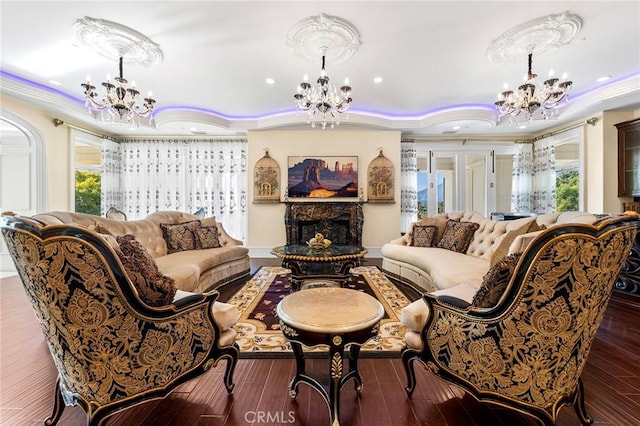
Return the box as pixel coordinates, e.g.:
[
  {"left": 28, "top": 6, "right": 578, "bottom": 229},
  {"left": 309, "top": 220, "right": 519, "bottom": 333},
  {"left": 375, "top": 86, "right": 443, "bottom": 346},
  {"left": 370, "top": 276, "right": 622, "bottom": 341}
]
[{"left": 247, "top": 129, "right": 401, "bottom": 257}]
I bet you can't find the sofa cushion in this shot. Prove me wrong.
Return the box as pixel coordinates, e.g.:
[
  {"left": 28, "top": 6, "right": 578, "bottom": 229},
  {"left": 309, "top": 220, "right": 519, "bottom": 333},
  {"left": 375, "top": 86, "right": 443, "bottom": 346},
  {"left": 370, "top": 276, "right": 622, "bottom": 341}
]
[
  {"left": 160, "top": 220, "right": 201, "bottom": 253},
  {"left": 476, "top": 216, "right": 537, "bottom": 265},
  {"left": 195, "top": 224, "right": 221, "bottom": 249},
  {"left": 437, "top": 220, "right": 480, "bottom": 253},
  {"left": 381, "top": 244, "right": 490, "bottom": 290},
  {"left": 472, "top": 252, "right": 522, "bottom": 308},
  {"left": 116, "top": 235, "right": 177, "bottom": 306},
  {"left": 404, "top": 215, "right": 448, "bottom": 245},
  {"left": 412, "top": 225, "right": 438, "bottom": 247},
  {"left": 155, "top": 245, "right": 250, "bottom": 292}
]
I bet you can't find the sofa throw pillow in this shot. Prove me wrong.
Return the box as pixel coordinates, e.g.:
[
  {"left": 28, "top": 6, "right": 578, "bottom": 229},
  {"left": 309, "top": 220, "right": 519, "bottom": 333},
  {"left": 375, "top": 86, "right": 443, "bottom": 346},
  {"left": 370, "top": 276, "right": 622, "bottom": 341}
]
[
  {"left": 116, "top": 235, "right": 176, "bottom": 307},
  {"left": 195, "top": 224, "right": 221, "bottom": 249},
  {"left": 437, "top": 220, "right": 480, "bottom": 253},
  {"left": 160, "top": 220, "right": 201, "bottom": 253},
  {"left": 472, "top": 252, "right": 522, "bottom": 309},
  {"left": 411, "top": 225, "right": 438, "bottom": 247}
]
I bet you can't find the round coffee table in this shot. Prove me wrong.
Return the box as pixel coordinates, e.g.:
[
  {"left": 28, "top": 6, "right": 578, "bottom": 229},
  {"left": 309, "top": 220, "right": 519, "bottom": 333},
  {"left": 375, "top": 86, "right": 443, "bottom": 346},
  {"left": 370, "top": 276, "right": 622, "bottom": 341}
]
[{"left": 277, "top": 287, "right": 384, "bottom": 426}]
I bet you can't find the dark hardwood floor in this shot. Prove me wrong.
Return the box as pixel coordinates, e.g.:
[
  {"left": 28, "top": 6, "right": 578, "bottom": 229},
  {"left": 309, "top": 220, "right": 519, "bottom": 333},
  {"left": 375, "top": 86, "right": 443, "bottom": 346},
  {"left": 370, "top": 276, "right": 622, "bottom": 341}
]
[{"left": 1, "top": 258, "right": 639, "bottom": 426}]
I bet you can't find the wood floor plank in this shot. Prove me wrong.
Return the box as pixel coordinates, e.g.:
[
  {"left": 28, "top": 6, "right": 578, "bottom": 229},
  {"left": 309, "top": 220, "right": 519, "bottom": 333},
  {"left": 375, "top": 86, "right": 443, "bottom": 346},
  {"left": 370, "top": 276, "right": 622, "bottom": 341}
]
[{"left": 2, "top": 265, "right": 640, "bottom": 426}]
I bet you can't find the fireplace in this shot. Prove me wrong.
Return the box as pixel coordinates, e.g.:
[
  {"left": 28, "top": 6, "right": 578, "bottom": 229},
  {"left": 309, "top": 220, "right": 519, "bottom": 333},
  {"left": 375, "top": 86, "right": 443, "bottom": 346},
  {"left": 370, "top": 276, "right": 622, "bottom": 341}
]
[{"left": 284, "top": 202, "right": 364, "bottom": 247}]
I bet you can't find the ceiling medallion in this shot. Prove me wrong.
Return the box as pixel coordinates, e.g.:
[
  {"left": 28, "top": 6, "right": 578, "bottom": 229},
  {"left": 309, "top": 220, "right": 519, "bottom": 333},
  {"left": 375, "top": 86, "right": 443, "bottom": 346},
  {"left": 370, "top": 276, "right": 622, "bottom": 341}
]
[
  {"left": 290, "top": 13, "right": 359, "bottom": 129},
  {"left": 73, "top": 16, "right": 163, "bottom": 67},
  {"left": 487, "top": 12, "right": 582, "bottom": 64},
  {"left": 287, "top": 13, "right": 361, "bottom": 65}
]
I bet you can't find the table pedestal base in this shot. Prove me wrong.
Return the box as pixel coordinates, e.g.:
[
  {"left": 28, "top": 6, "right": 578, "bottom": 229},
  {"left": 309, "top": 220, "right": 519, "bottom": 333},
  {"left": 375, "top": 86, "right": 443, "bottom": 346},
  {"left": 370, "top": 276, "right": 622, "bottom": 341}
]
[{"left": 288, "top": 339, "right": 365, "bottom": 426}]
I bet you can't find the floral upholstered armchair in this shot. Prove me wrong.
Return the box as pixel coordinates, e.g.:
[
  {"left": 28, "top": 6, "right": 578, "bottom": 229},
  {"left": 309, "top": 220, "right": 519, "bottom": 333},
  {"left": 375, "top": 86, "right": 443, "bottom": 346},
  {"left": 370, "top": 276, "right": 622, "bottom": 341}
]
[
  {"left": 401, "top": 214, "right": 639, "bottom": 425},
  {"left": 1, "top": 213, "right": 239, "bottom": 426}
]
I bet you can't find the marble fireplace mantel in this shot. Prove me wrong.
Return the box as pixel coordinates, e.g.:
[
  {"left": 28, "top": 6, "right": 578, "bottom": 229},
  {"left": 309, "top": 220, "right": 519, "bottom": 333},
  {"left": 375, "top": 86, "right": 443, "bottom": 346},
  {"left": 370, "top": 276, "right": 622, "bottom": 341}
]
[{"left": 284, "top": 202, "right": 364, "bottom": 247}]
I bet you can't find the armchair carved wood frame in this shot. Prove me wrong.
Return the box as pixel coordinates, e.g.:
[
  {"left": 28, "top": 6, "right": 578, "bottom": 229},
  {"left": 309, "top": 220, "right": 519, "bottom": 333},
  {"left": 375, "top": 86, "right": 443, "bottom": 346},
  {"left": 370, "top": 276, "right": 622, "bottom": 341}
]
[
  {"left": 1, "top": 214, "right": 239, "bottom": 426},
  {"left": 402, "top": 215, "right": 639, "bottom": 426}
]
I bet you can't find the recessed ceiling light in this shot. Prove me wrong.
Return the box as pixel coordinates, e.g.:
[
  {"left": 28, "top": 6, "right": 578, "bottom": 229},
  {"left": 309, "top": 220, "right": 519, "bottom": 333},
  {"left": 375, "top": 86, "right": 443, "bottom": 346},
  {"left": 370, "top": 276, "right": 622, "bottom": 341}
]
[
  {"left": 596, "top": 75, "right": 611, "bottom": 83},
  {"left": 373, "top": 76, "right": 383, "bottom": 84},
  {"left": 189, "top": 127, "right": 198, "bottom": 132},
  {"left": 265, "top": 78, "right": 275, "bottom": 85},
  {"left": 49, "top": 80, "right": 62, "bottom": 86},
  {"left": 519, "top": 125, "right": 528, "bottom": 129},
  {"left": 452, "top": 125, "right": 461, "bottom": 131}
]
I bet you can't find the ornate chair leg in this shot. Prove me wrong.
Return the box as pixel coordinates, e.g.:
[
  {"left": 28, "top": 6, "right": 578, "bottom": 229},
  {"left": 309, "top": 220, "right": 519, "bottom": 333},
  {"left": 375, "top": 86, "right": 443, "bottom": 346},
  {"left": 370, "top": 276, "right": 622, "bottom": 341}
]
[
  {"left": 44, "top": 378, "right": 65, "bottom": 426},
  {"left": 222, "top": 345, "right": 239, "bottom": 394},
  {"left": 401, "top": 347, "right": 419, "bottom": 398},
  {"left": 573, "top": 378, "right": 594, "bottom": 425}
]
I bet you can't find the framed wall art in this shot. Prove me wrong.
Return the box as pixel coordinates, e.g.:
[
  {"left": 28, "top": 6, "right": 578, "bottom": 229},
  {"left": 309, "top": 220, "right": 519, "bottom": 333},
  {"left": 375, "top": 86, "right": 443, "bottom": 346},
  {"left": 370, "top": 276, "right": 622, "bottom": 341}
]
[
  {"left": 367, "top": 149, "right": 394, "bottom": 203},
  {"left": 287, "top": 156, "right": 358, "bottom": 200},
  {"left": 253, "top": 149, "right": 281, "bottom": 203}
]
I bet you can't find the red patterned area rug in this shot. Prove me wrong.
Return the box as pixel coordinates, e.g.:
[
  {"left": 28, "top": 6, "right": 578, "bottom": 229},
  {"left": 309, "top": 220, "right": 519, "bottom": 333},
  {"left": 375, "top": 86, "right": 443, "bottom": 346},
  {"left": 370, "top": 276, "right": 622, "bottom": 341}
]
[{"left": 227, "top": 266, "right": 411, "bottom": 358}]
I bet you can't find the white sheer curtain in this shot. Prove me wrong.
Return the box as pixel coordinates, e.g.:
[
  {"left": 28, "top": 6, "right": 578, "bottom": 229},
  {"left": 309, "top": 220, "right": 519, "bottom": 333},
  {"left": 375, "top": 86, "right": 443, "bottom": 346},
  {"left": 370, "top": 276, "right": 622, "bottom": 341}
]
[
  {"left": 102, "top": 138, "right": 248, "bottom": 241},
  {"left": 101, "top": 138, "right": 123, "bottom": 213},
  {"left": 400, "top": 140, "right": 418, "bottom": 233},
  {"left": 511, "top": 138, "right": 556, "bottom": 213},
  {"left": 531, "top": 137, "right": 556, "bottom": 213},
  {"left": 511, "top": 142, "right": 534, "bottom": 212}
]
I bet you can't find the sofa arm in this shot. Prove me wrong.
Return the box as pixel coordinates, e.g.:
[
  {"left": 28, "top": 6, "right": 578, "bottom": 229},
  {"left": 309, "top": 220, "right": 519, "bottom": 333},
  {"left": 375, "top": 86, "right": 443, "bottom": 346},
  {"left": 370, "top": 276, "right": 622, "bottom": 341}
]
[
  {"left": 216, "top": 222, "right": 243, "bottom": 246},
  {"left": 390, "top": 235, "right": 410, "bottom": 245},
  {"left": 508, "top": 230, "right": 544, "bottom": 254}
]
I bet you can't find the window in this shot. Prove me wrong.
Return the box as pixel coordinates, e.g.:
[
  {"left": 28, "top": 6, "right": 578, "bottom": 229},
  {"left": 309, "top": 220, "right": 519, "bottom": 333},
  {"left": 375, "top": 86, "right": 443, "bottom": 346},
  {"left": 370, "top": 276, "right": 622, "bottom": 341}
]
[
  {"left": 551, "top": 128, "right": 582, "bottom": 212},
  {"left": 71, "top": 130, "right": 102, "bottom": 215},
  {"left": 416, "top": 143, "right": 513, "bottom": 218},
  {"left": 555, "top": 140, "right": 580, "bottom": 212}
]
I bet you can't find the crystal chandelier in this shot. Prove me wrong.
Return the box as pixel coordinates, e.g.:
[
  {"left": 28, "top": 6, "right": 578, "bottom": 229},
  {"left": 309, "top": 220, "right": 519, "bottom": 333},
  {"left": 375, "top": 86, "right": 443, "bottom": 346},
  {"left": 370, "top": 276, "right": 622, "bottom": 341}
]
[
  {"left": 294, "top": 50, "right": 353, "bottom": 129},
  {"left": 495, "top": 52, "right": 573, "bottom": 126},
  {"left": 73, "top": 16, "right": 163, "bottom": 127},
  {"left": 81, "top": 56, "right": 156, "bottom": 125}
]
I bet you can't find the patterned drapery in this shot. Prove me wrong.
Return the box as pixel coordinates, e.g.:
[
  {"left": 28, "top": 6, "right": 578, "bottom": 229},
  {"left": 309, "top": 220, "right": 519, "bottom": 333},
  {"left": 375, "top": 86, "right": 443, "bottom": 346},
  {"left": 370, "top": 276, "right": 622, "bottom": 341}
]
[
  {"left": 102, "top": 139, "right": 248, "bottom": 241},
  {"left": 511, "top": 138, "right": 556, "bottom": 213},
  {"left": 532, "top": 137, "right": 556, "bottom": 213},
  {"left": 511, "top": 142, "right": 534, "bottom": 212},
  {"left": 401, "top": 140, "right": 418, "bottom": 233}
]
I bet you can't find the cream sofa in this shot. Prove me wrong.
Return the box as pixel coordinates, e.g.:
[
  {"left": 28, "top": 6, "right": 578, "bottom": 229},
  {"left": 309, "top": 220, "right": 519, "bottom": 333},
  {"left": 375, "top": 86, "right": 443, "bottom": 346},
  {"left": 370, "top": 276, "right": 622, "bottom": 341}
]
[
  {"left": 32, "top": 210, "right": 250, "bottom": 293},
  {"left": 381, "top": 210, "right": 597, "bottom": 298}
]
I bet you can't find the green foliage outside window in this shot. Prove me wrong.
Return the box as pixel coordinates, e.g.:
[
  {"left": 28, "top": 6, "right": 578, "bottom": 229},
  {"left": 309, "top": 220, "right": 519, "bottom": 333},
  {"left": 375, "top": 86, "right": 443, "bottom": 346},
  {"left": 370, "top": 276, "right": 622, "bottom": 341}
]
[
  {"left": 556, "top": 169, "right": 579, "bottom": 212},
  {"left": 75, "top": 170, "right": 101, "bottom": 215}
]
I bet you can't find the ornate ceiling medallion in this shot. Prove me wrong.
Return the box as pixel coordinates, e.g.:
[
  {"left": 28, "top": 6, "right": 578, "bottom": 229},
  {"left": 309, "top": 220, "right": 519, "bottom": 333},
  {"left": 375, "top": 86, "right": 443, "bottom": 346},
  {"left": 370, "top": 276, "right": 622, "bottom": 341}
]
[
  {"left": 72, "top": 16, "right": 163, "bottom": 67},
  {"left": 487, "top": 12, "right": 582, "bottom": 64},
  {"left": 287, "top": 13, "right": 361, "bottom": 65}
]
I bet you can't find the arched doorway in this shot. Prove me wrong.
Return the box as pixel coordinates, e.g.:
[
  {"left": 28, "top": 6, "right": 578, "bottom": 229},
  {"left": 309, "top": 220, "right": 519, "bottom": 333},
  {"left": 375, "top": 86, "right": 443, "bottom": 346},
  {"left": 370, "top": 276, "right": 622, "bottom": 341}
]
[{"left": 0, "top": 110, "right": 47, "bottom": 273}]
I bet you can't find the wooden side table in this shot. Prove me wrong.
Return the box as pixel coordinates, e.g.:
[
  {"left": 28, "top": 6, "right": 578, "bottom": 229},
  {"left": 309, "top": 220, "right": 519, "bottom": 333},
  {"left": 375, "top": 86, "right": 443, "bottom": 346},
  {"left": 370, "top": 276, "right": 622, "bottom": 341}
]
[{"left": 277, "top": 287, "right": 384, "bottom": 426}]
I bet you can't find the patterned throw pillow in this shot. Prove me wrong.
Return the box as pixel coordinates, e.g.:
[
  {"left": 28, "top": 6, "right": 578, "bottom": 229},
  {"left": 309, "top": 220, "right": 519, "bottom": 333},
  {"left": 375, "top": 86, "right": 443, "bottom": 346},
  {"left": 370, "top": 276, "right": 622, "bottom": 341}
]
[
  {"left": 116, "top": 235, "right": 176, "bottom": 307},
  {"left": 160, "top": 220, "right": 201, "bottom": 253},
  {"left": 472, "top": 252, "right": 523, "bottom": 308},
  {"left": 436, "top": 220, "right": 480, "bottom": 253},
  {"left": 411, "top": 225, "right": 438, "bottom": 247},
  {"left": 195, "top": 224, "right": 221, "bottom": 249}
]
